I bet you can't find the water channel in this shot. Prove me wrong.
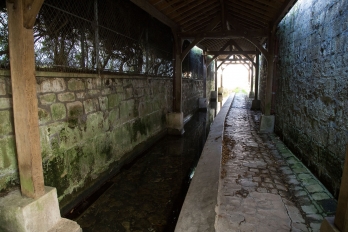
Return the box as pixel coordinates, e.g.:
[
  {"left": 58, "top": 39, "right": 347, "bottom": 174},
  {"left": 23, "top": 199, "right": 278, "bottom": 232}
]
[{"left": 71, "top": 97, "right": 227, "bottom": 232}]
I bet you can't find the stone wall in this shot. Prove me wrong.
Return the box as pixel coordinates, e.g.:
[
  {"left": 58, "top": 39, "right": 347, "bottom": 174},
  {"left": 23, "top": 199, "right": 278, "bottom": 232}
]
[
  {"left": 275, "top": 0, "right": 348, "bottom": 196},
  {"left": 0, "top": 71, "right": 205, "bottom": 210}
]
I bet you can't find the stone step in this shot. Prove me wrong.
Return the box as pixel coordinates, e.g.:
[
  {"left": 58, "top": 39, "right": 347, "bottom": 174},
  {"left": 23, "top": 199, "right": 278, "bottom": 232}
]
[{"left": 48, "top": 218, "right": 82, "bottom": 232}]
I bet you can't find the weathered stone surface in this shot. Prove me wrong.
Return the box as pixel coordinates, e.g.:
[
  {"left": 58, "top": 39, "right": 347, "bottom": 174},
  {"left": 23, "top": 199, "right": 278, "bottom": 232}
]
[
  {"left": 272, "top": 0, "right": 348, "bottom": 196},
  {"left": 58, "top": 92, "right": 75, "bottom": 102},
  {"left": 0, "top": 111, "right": 12, "bottom": 135},
  {"left": 0, "top": 98, "right": 11, "bottom": 109},
  {"left": 68, "top": 79, "right": 85, "bottom": 91},
  {"left": 38, "top": 108, "right": 51, "bottom": 124},
  {"left": 38, "top": 78, "right": 66, "bottom": 93},
  {"left": 51, "top": 103, "right": 66, "bottom": 121},
  {"left": 83, "top": 99, "right": 99, "bottom": 114},
  {"left": 40, "top": 93, "right": 56, "bottom": 105},
  {"left": 0, "top": 136, "right": 16, "bottom": 169},
  {"left": 0, "top": 78, "right": 6, "bottom": 95}
]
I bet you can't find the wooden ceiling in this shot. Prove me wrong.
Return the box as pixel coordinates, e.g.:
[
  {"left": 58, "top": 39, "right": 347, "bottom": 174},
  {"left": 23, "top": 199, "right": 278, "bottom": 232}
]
[{"left": 131, "top": 0, "right": 297, "bottom": 61}]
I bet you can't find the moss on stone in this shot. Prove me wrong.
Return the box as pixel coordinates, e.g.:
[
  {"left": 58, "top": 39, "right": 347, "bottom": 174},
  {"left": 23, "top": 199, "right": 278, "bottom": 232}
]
[
  {"left": 39, "top": 93, "right": 56, "bottom": 105},
  {"left": 0, "top": 111, "right": 13, "bottom": 135},
  {"left": 38, "top": 108, "right": 51, "bottom": 124},
  {"left": 67, "top": 102, "right": 83, "bottom": 128},
  {"left": 50, "top": 103, "right": 66, "bottom": 121},
  {"left": 0, "top": 136, "right": 16, "bottom": 169}
]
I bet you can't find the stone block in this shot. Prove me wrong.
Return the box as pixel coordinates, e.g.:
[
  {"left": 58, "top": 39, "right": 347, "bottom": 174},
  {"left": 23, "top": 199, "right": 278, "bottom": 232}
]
[
  {"left": 38, "top": 108, "right": 51, "bottom": 124},
  {"left": 98, "top": 96, "right": 108, "bottom": 111},
  {"left": 68, "top": 79, "right": 85, "bottom": 91},
  {"left": 57, "top": 92, "right": 75, "bottom": 102},
  {"left": 0, "top": 136, "right": 16, "bottom": 169},
  {"left": 0, "top": 111, "right": 13, "bottom": 135},
  {"left": 87, "top": 90, "right": 100, "bottom": 97},
  {"left": 120, "top": 99, "right": 135, "bottom": 120},
  {"left": 40, "top": 94, "right": 56, "bottom": 105},
  {"left": 0, "top": 78, "right": 6, "bottom": 95},
  {"left": 260, "top": 115, "right": 275, "bottom": 133},
  {"left": 0, "top": 186, "right": 61, "bottom": 232},
  {"left": 0, "top": 98, "right": 12, "bottom": 109},
  {"left": 166, "top": 112, "right": 184, "bottom": 135},
  {"left": 83, "top": 99, "right": 99, "bottom": 114},
  {"left": 37, "top": 79, "right": 66, "bottom": 93},
  {"left": 75, "top": 92, "right": 85, "bottom": 99},
  {"left": 50, "top": 103, "right": 66, "bottom": 121},
  {"left": 108, "top": 93, "right": 124, "bottom": 109},
  {"left": 86, "top": 78, "right": 102, "bottom": 90},
  {"left": 66, "top": 101, "right": 83, "bottom": 127}
]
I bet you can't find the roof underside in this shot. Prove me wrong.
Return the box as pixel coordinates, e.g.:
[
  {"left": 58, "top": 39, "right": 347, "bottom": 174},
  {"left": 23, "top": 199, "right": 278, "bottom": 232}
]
[{"left": 132, "top": 0, "right": 297, "bottom": 62}]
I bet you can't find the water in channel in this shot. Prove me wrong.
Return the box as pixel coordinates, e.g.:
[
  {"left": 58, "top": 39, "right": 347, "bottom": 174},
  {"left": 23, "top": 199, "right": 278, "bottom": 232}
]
[{"left": 73, "top": 100, "right": 225, "bottom": 232}]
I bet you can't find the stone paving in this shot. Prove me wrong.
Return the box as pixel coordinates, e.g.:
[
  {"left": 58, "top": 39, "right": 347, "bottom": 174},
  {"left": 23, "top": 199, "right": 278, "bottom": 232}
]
[{"left": 216, "top": 93, "right": 337, "bottom": 232}]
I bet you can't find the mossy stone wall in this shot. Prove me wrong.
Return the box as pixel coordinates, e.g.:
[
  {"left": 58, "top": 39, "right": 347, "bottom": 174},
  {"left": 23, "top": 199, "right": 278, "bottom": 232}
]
[{"left": 0, "top": 72, "right": 205, "bottom": 210}]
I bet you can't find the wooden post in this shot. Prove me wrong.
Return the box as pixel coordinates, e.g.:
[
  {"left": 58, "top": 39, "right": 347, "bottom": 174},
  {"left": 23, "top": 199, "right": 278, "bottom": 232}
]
[
  {"left": 215, "top": 60, "right": 218, "bottom": 92},
  {"left": 254, "top": 53, "right": 260, "bottom": 101},
  {"left": 264, "top": 27, "right": 275, "bottom": 116},
  {"left": 173, "top": 32, "right": 182, "bottom": 112},
  {"left": 334, "top": 145, "right": 348, "bottom": 231},
  {"left": 7, "top": 0, "right": 45, "bottom": 199},
  {"left": 203, "top": 50, "right": 207, "bottom": 98},
  {"left": 250, "top": 63, "right": 254, "bottom": 95}
]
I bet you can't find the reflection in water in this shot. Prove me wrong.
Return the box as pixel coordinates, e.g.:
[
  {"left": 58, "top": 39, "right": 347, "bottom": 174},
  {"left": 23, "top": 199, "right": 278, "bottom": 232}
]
[{"left": 75, "top": 102, "right": 219, "bottom": 232}]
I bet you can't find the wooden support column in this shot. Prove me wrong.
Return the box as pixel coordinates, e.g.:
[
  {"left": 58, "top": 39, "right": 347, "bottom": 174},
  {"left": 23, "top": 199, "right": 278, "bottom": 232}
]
[
  {"left": 264, "top": 27, "right": 276, "bottom": 116},
  {"left": 254, "top": 53, "right": 260, "bottom": 101},
  {"left": 335, "top": 145, "right": 348, "bottom": 231},
  {"left": 7, "top": 0, "right": 45, "bottom": 199},
  {"left": 173, "top": 32, "right": 182, "bottom": 112},
  {"left": 249, "top": 63, "right": 254, "bottom": 97},
  {"left": 203, "top": 50, "right": 207, "bottom": 98},
  {"left": 215, "top": 61, "right": 218, "bottom": 92}
]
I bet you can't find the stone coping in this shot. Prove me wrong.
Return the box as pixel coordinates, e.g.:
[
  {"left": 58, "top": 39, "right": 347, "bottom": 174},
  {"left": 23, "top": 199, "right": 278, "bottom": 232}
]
[{"left": 174, "top": 93, "right": 235, "bottom": 232}]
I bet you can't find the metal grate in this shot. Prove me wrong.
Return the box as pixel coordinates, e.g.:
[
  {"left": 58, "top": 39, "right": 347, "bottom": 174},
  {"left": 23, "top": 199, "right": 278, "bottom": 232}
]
[{"left": 1, "top": 0, "right": 174, "bottom": 76}]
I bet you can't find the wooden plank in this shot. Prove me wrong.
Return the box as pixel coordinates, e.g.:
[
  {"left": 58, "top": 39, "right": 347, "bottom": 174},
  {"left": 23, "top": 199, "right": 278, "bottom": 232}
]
[
  {"left": 220, "top": 0, "right": 226, "bottom": 31},
  {"left": 335, "top": 145, "right": 348, "bottom": 231},
  {"left": 254, "top": 53, "right": 259, "bottom": 101},
  {"left": 22, "top": 0, "right": 44, "bottom": 29},
  {"left": 179, "top": 29, "right": 267, "bottom": 39},
  {"left": 176, "top": 1, "right": 217, "bottom": 23},
  {"left": 130, "top": 0, "right": 179, "bottom": 30},
  {"left": 173, "top": 0, "right": 212, "bottom": 20},
  {"left": 7, "top": 0, "right": 45, "bottom": 199}
]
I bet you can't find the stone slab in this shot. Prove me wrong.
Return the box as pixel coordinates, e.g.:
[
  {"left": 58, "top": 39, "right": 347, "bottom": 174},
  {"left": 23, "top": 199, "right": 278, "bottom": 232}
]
[
  {"left": 0, "top": 186, "right": 61, "bottom": 232},
  {"left": 260, "top": 115, "right": 275, "bottom": 133},
  {"left": 48, "top": 218, "right": 82, "bottom": 232},
  {"left": 174, "top": 94, "right": 235, "bottom": 232},
  {"left": 166, "top": 112, "right": 184, "bottom": 135}
]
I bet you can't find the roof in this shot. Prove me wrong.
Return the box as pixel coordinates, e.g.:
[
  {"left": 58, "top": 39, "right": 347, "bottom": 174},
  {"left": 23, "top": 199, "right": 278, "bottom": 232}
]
[{"left": 130, "top": 0, "right": 297, "bottom": 63}]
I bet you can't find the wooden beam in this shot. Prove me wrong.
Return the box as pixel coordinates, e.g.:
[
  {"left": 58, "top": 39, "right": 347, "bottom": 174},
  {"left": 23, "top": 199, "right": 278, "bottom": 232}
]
[
  {"left": 207, "top": 51, "right": 257, "bottom": 55},
  {"left": 220, "top": 0, "right": 226, "bottom": 31},
  {"left": 229, "top": 40, "right": 255, "bottom": 65},
  {"left": 130, "top": 0, "right": 179, "bottom": 30},
  {"left": 243, "top": 35, "right": 270, "bottom": 60},
  {"left": 179, "top": 28, "right": 267, "bottom": 39},
  {"left": 181, "top": 37, "right": 204, "bottom": 60},
  {"left": 7, "top": 0, "right": 45, "bottom": 199},
  {"left": 273, "top": 0, "right": 298, "bottom": 26},
  {"left": 335, "top": 145, "right": 348, "bottom": 231},
  {"left": 22, "top": 0, "right": 44, "bottom": 29},
  {"left": 204, "top": 15, "right": 220, "bottom": 32},
  {"left": 217, "top": 58, "right": 251, "bottom": 62},
  {"left": 206, "top": 39, "right": 232, "bottom": 67}
]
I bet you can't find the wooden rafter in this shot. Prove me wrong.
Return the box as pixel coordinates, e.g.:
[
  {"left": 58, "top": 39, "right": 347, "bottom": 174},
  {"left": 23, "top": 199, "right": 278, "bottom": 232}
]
[
  {"left": 273, "top": 0, "right": 298, "bottom": 26},
  {"left": 206, "top": 39, "right": 233, "bottom": 67},
  {"left": 23, "top": 0, "right": 45, "bottom": 29},
  {"left": 207, "top": 51, "right": 257, "bottom": 55},
  {"left": 130, "top": 0, "right": 179, "bottom": 30},
  {"left": 181, "top": 37, "right": 204, "bottom": 60},
  {"left": 229, "top": 40, "right": 255, "bottom": 65}
]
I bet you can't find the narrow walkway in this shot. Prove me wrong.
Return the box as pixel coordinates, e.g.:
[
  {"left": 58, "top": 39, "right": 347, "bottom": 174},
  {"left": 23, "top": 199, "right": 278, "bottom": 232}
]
[{"left": 216, "top": 94, "right": 336, "bottom": 231}]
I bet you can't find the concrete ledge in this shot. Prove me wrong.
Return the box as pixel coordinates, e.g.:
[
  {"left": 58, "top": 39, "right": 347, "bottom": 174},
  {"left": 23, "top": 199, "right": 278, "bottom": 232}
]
[
  {"left": 260, "top": 115, "right": 275, "bottom": 133},
  {"left": 0, "top": 186, "right": 81, "bottom": 232},
  {"left": 48, "top": 218, "right": 82, "bottom": 232},
  {"left": 167, "top": 112, "right": 184, "bottom": 135},
  {"left": 175, "top": 93, "right": 235, "bottom": 232},
  {"left": 320, "top": 217, "right": 340, "bottom": 232}
]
